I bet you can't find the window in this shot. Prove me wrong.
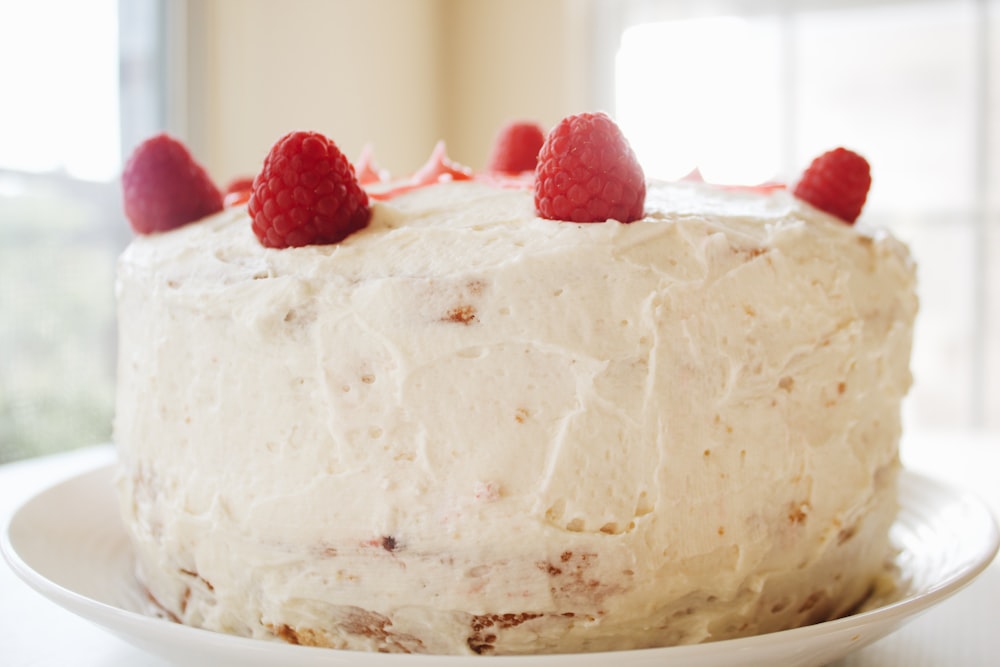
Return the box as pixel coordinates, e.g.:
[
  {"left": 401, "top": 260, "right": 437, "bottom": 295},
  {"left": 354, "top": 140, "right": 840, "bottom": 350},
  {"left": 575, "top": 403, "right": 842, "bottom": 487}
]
[
  {"left": 0, "top": 0, "right": 165, "bottom": 463},
  {"left": 615, "top": 0, "right": 999, "bottom": 434}
]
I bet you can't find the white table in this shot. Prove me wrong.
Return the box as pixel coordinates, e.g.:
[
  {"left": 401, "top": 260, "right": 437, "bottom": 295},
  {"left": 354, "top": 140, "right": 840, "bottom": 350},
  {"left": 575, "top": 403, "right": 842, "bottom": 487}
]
[{"left": 2, "top": 434, "right": 998, "bottom": 666}]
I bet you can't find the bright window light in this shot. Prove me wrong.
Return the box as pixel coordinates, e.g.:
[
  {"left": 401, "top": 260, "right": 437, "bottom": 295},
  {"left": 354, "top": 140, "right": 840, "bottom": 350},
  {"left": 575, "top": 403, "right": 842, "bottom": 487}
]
[
  {"left": 615, "top": 17, "right": 784, "bottom": 185},
  {"left": 614, "top": 1, "right": 997, "bottom": 434},
  {"left": 0, "top": 0, "right": 121, "bottom": 182}
]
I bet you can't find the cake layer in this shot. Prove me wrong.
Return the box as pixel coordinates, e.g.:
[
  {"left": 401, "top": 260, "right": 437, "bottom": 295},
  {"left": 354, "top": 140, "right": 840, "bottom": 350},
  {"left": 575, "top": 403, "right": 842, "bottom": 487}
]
[{"left": 114, "top": 179, "right": 917, "bottom": 654}]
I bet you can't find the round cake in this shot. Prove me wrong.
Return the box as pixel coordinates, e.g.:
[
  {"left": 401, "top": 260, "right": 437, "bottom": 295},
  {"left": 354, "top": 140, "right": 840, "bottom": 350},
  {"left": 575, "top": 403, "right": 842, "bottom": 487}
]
[{"left": 114, "top": 121, "right": 917, "bottom": 655}]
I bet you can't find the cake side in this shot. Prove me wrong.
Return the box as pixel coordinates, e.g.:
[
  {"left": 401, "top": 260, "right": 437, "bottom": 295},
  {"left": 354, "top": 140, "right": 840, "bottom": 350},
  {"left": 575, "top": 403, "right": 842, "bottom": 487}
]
[{"left": 114, "top": 179, "right": 916, "bottom": 654}]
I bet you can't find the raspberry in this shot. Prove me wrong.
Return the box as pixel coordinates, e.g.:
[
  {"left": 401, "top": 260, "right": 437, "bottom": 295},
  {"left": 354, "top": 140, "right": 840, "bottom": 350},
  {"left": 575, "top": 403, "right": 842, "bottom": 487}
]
[
  {"left": 485, "top": 120, "right": 545, "bottom": 173},
  {"left": 121, "top": 134, "right": 223, "bottom": 234},
  {"left": 793, "top": 148, "right": 871, "bottom": 223},
  {"left": 534, "top": 112, "right": 645, "bottom": 223},
  {"left": 248, "top": 131, "right": 370, "bottom": 248}
]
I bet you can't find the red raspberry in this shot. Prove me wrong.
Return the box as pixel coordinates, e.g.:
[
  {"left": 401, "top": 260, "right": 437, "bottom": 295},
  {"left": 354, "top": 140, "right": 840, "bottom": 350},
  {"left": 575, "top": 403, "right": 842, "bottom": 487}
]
[
  {"left": 121, "top": 134, "right": 223, "bottom": 234},
  {"left": 248, "top": 131, "right": 370, "bottom": 248},
  {"left": 793, "top": 148, "right": 871, "bottom": 223},
  {"left": 485, "top": 120, "right": 545, "bottom": 173},
  {"left": 534, "top": 112, "right": 645, "bottom": 223}
]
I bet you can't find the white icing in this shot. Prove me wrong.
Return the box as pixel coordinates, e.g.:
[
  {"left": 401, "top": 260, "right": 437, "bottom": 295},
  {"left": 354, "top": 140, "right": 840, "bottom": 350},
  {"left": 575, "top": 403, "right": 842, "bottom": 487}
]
[{"left": 114, "top": 180, "right": 917, "bottom": 654}]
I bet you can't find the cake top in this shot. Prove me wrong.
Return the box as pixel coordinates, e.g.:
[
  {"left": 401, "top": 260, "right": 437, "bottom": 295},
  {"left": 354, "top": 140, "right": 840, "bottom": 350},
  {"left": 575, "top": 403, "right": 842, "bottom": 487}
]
[
  {"left": 119, "top": 177, "right": 909, "bottom": 300},
  {"left": 120, "top": 112, "right": 874, "bottom": 249}
]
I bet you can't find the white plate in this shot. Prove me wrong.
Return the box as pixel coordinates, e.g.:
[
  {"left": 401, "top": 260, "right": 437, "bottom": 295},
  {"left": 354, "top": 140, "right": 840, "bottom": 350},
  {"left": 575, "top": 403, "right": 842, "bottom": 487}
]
[{"left": 2, "top": 465, "right": 997, "bottom": 667}]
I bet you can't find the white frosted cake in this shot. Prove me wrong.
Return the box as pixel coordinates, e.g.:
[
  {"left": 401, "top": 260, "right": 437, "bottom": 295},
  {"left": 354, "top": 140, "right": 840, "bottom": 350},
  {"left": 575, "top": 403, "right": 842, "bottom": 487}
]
[{"left": 114, "top": 119, "right": 917, "bottom": 655}]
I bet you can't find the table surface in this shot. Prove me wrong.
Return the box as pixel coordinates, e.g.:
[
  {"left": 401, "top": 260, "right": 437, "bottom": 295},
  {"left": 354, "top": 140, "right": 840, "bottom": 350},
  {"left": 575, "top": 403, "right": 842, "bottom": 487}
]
[{"left": 2, "top": 433, "right": 998, "bottom": 666}]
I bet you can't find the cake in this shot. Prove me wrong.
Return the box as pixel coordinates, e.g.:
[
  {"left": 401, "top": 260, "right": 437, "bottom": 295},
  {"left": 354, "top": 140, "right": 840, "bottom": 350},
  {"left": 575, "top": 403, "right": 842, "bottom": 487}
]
[{"left": 113, "top": 114, "right": 917, "bottom": 655}]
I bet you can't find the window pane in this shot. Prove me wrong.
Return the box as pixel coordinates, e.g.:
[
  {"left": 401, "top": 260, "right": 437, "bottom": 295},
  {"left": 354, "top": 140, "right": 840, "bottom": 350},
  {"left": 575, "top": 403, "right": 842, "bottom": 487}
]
[
  {"left": 991, "top": 0, "right": 1000, "bottom": 216},
  {"left": 987, "top": 218, "right": 1000, "bottom": 430},
  {"left": 0, "top": 178, "right": 120, "bottom": 461},
  {"left": 793, "top": 1, "right": 979, "bottom": 218},
  {"left": 0, "top": 0, "right": 121, "bottom": 181},
  {"left": 901, "top": 222, "right": 977, "bottom": 429},
  {"left": 616, "top": 16, "right": 785, "bottom": 184},
  {"left": 0, "top": 1, "right": 162, "bottom": 463},
  {"left": 616, "top": 0, "right": 995, "bottom": 435},
  {"left": 987, "top": 1, "right": 1000, "bottom": 429}
]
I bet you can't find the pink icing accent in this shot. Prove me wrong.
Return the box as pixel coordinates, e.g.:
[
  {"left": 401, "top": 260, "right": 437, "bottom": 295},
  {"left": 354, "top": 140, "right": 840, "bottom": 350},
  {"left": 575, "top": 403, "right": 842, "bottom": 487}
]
[
  {"left": 367, "top": 141, "right": 476, "bottom": 201},
  {"left": 681, "top": 167, "right": 705, "bottom": 182},
  {"left": 412, "top": 140, "right": 473, "bottom": 185},
  {"left": 718, "top": 181, "right": 786, "bottom": 194},
  {"left": 681, "top": 167, "right": 785, "bottom": 194},
  {"left": 354, "top": 144, "right": 387, "bottom": 186},
  {"left": 365, "top": 183, "right": 417, "bottom": 202},
  {"left": 223, "top": 190, "right": 250, "bottom": 208},
  {"left": 361, "top": 140, "right": 534, "bottom": 202}
]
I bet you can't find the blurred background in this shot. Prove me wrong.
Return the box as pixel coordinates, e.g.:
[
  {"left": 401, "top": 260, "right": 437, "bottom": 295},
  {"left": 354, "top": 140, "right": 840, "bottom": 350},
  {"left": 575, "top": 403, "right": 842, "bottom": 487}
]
[{"left": 0, "top": 0, "right": 997, "bottom": 463}]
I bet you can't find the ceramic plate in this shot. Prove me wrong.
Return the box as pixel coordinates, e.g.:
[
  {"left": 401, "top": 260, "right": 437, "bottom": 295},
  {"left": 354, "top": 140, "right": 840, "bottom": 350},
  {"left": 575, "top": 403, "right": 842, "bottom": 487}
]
[{"left": 2, "top": 465, "right": 997, "bottom": 667}]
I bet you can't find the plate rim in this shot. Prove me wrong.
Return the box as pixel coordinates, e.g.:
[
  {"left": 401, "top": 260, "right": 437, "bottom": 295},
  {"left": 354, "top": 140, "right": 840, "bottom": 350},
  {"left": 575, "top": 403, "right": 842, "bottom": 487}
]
[{"left": 2, "top": 464, "right": 998, "bottom": 665}]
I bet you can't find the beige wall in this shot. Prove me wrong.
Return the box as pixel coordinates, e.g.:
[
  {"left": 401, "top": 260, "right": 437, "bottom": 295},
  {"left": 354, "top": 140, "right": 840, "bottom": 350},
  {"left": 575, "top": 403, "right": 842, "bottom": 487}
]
[
  {"left": 439, "top": 0, "right": 595, "bottom": 168},
  {"left": 173, "top": 0, "right": 600, "bottom": 184}
]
